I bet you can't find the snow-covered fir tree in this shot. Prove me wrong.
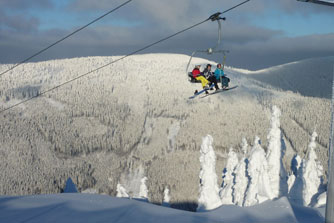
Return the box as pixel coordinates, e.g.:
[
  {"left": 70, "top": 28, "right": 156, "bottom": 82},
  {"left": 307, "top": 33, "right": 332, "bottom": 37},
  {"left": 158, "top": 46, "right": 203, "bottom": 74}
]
[
  {"left": 244, "top": 136, "right": 274, "bottom": 206},
  {"left": 266, "top": 106, "right": 288, "bottom": 198},
  {"left": 162, "top": 186, "right": 170, "bottom": 207},
  {"left": 116, "top": 183, "right": 129, "bottom": 198},
  {"left": 233, "top": 138, "right": 249, "bottom": 206},
  {"left": 287, "top": 154, "right": 302, "bottom": 194},
  {"left": 302, "top": 132, "right": 323, "bottom": 206},
  {"left": 219, "top": 147, "right": 238, "bottom": 205},
  {"left": 288, "top": 154, "right": 304, "bottom": 205},
  {"left": 197, "top": 135, "right": 222, "bottom": 211},
  {"left": 138, "top": 177, "right": 148, "bottom": 200}
]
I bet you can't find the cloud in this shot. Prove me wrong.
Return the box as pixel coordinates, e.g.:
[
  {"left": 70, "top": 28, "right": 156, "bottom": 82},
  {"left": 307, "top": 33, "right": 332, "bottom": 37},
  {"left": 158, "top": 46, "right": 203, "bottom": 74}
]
[
  {"left": 0, "top": 12, "right": 39, "bottom": 32},
  {"left": 0, "top": 0, "right": 333, "bottom": 70},
  {"left": 0, "top": 0, "right": 53, "bottom": 32},
  {"left": 0, "top": 0, "right": 53, "bottom": 10}
]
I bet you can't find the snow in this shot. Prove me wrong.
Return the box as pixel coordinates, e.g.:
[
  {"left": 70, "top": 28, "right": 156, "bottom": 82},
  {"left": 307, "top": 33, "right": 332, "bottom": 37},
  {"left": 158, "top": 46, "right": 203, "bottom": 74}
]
[
  {"left": 233, "top": 139, "right": 249, "bottom": 206},
  {"left": 197, "top": 135, "right": 222, "bottom": 211},
  {"left": 320, "top": 0, "right": 334, "bottom": 3},
  {"left": 0, "top": 53, "right": 332, "bottom": 222},
  {"left": 0, "top": 54, "right": 330, "bottom": 203},
  {"left": 243, "top": 56, "right": 334, "bottom": 99},
  {"left": 289, "top": 155, "right": 305, "bottom": 205},
  {"left": 81, "top": 188, "right": 98, "bottom": 194},
  {"left": 244, "top": 137, "right": 274, "bottom": 206},
  {"left": 162, "top": 187, "right": 170, "bottom": 207},
  {"left": 219, "top": 147, "right": 238, "bottom": 205},
  {"left": 167, "top": 121, "right": 180, "bottom": 152},
  {"left": 116, "top": 183, "right": 129, "bottom": 198},
  {"left": 288, "top": 132, "right": 325, "bottom": 207},
  {"left": 138, "top": 177, "right": 148, "bottom": 200},
  {"left": 315, "top": 192, "right": 327, "bottom": 208},
  {"left": 0, "top": 193, "right": 325, "bottom": 223},
  {"left": 266, "top": 106, "right": 288, "bottom": 198},
  {"left": 302, "top": 132, "right": 323, "bottom": 206}
]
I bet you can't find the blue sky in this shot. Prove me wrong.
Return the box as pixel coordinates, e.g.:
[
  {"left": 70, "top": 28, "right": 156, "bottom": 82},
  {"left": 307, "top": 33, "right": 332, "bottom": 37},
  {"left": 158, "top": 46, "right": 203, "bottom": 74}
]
[
  {"left": 0, "top": 0, "right": 333, "bottom": 69},
  {"left": 6, "top": 0, "right": 332, "bottom": 36}
]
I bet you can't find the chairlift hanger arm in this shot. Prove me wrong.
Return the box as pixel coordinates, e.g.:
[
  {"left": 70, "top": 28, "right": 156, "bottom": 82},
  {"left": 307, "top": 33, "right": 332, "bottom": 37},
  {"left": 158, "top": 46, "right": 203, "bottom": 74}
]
[
  {"left": 208, "top": 13, "right": 226, "bottom": 21},
  {"left": 186, "top": 0, "right": 250, "bottom": 76},
  {"left": 208, "top": 0, "right": 250, "bottom": 21}
]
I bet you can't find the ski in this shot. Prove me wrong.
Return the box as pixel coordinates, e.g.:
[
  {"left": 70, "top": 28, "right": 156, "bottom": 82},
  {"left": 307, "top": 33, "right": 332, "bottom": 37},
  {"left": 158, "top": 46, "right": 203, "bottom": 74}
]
[
  {"left": 200, "top": 85, "right": 238, "bottom": 98},
  {"left": 189, "top": 84, "right": 215, "bottom": 99}
]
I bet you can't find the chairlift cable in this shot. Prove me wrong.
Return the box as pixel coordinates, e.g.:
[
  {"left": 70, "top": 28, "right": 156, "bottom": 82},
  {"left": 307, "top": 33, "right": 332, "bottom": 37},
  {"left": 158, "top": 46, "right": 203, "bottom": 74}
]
[
  {"left": 221, "top": 0, "right": 250, "bottom": 14},
  {"left": 0, "top": 0, "right": 251, "bottom": 114},
  {"left": 0, "top": 19, "right": 210, "bottom": 114}
]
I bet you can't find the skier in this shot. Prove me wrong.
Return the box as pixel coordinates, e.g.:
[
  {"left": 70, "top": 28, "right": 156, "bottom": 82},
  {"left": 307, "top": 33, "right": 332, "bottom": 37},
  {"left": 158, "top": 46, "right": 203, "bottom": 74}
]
[
  {"left": 214, "top": 63, "right": 229, "bottom": 89},
  {"left": 203, "top": 64, "right": 219, "bottom": 91},
  {"left": 192, "top": 65, "right": 209, "bottom": 94}
]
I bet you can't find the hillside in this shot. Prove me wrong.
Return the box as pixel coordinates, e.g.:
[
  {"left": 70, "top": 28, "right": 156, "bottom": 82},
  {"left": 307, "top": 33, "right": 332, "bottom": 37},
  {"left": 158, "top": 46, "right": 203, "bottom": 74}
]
[
  {"left": 238, "top": 56, "right": 334, "bottom": 99},
  {"left": 0, "top": 54, "right": 331, "bottom": 210}
]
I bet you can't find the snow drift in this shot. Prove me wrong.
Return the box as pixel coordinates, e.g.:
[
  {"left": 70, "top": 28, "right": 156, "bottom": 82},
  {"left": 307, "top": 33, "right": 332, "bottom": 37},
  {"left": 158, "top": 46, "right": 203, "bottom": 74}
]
[{"left": 0, "top": 193, "right": 325, "bottom": 223}]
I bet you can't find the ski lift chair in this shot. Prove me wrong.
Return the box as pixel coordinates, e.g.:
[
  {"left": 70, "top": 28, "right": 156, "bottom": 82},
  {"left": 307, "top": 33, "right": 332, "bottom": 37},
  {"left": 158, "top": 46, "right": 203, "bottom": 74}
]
[{"left": 186, "top": 13, "right": 229, "bottom": 86}]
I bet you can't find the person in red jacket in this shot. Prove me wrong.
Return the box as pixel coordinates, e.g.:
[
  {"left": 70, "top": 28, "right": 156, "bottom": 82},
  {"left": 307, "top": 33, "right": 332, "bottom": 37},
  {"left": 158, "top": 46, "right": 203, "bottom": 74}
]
[{"left": 192, "top": 65, "right": 209, "bottom": 91}]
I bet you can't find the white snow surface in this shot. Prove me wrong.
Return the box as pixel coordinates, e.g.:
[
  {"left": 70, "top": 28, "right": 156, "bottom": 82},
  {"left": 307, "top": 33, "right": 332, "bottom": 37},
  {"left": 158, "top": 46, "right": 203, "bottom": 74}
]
[
  {"left": 302, "top": 132, "right": 323, "bottom": 206},
  {"left": 220, "top": 147, "right": 238, "bottom": 205},
  {"left": 244, "top": 137, "right": 274, "bottom": 206},
  {"left": 243, "top": 56, "right": 334, "bottom": 98},
  {"left": 197, "top": 135, "right": 222, "bottom": 211},
  {"left": 138, "top": 177, "right": 148, "bottom": 199},
  {"left": 116, "top": 183, "right": 129, "bottom": 198},
  {"left": 162, "top": 187, "right": 170, "bottom": 207},
  {"left": 0, "top": 53, "right": 332, "bottom": 222},
  {"left": 232, "top": 139, "right": 249, "bottom": 207},
  {"left": 266, "top": 106, "right": 288, "bottom": 198},
  {"left": 0, "top": 193, "right": 325, "bottom": 223}
]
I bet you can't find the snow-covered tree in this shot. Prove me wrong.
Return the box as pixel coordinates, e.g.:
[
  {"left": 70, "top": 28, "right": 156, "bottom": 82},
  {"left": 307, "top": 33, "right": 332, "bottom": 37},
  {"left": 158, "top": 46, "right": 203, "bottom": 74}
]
[
  {"left": 287, "top": 154, "right": 302, "bottom": 194},
  {"left": 266, "top": 105, "right": 288, "bottom": 198},
  {"left": 244, "top": 137, "right": 274, "bottom": 206},
  {"left": 288, "top": 155, "right": 304, "bottom": 205},
  {"left": 219, "top": 147, "right": 238, "bottom": 205},
  {"left": 138, "top": 177, "right": 148, "bottom": 200},
  {"left": 302, "top": 132, "right": 323, "bottom": 206},
  {"left": 241, "top": 138, "right": 248, "bottom": 155},
  {"left": 162, "top": 186, "right": 170, "bottom": 207},
  {"left": 116, "top": 183, "right": 129, "bottom": 198},
  {"left": 121, "top": 165, "right": 147, "bottom": 199},
  {"left": 233, "top": 138, "right": 249, "bottom": 206},
  {"left": 197, "top": 135, "right": 222, "bottom": 212},
  {"left": 287, "top": 173, "right": 296, "bottom": 195}
]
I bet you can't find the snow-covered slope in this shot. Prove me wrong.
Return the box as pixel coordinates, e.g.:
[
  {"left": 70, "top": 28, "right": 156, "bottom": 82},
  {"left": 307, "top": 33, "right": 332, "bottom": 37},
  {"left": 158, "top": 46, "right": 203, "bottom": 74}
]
[
  {"left": 0, "top": 193, "right": 324, "bottom": 223},
  {"left": 0, "top": 54, "right": 331, "bottom": 210},
  {"left": 239, "top": 57, "right": 334, "bottom": 98}
]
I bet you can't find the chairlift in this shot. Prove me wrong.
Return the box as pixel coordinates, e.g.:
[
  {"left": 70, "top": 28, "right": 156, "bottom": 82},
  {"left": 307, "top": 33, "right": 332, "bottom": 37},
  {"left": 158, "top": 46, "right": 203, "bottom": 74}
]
[{"left": 186, "top": 13, "right": 229, "bottom": 83}]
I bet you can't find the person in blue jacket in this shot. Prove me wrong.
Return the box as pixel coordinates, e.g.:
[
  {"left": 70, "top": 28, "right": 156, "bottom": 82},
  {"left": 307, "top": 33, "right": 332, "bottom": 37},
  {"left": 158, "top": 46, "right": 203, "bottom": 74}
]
[{"left": 214, "top": 63, "right": 229, "bottom": 89}]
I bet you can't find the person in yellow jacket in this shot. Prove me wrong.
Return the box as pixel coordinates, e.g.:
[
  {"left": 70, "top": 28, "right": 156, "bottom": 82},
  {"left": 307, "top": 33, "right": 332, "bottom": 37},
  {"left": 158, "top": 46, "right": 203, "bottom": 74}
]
[{"left": 192, "top": 65, "right": 209, "bottom": 93}]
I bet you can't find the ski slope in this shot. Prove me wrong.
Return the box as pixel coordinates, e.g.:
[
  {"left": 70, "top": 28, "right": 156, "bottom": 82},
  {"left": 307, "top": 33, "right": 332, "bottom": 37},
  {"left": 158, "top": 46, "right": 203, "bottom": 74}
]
[
  {"left": 0, "top": 193, "right": 325, "bottom": 223},
  {"left": 238, "top": 56, "right": 334, "bottom": 99}
]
